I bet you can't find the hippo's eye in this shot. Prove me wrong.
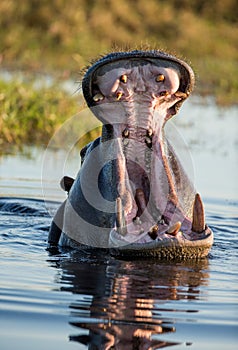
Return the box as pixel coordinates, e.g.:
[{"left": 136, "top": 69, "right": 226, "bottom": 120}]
[
  {"left": 120, "top": 74, "right": 127, "bottom": 83},
  {"left": 155, "top": 74, "right": 165, "bottom": 82}
]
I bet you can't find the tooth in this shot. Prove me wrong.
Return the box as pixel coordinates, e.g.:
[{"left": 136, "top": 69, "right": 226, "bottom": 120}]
[
  {"left": 158, "top": 217, "right": 166, "bottom": 225},
  {"left": 156, "top": 74, "right": 165, "bottom": 82},
  {"left": 133, "top": 216, "right": 142, "bottom": 225},
  {"left": 148, "top": 225, "right": 158, "bottom": 240},
  {"left": 167, "top": 221, "right": 181, "bottom": 236},
  {"left": 147, "top": 128, "right": 153, "bottom": 137},
  {"left": 122, "top": 138, "right": 129, "bottom": 146},
  {"left": 116, "top": 197, "right": 127, "bottom": 235},
  {"left": 192, "top": 193, "right": 205, "bottom": 233},
  {"left": 122, "top": 128, "right": 129, "bottom": 138},
  {"left": 145, "top": 136, "right": 152, "bottom": 148},
  {"left": 120, "top": 74, "right": 127, "bottom": 83},
  {"left": 116, "top": 92, "right": 123, "bottom": 100},
  {"left": 174, "top": 91, "right": 188, "bottom": 99},
  {"left": 93, "top": 93, "right": 104, "bottom": 102}
]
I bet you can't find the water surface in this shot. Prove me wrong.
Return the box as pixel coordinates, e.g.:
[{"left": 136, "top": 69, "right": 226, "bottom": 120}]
[{"left": 0, "top": 98, "right": 237, "bottom": 349}]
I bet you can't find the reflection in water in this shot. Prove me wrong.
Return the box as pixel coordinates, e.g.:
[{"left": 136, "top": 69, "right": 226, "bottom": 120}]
[{"left": 48, "top": 250, "right": 209, "bottom": 349}]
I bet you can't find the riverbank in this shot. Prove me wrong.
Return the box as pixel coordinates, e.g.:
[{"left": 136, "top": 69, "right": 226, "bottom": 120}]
[
  {"left": 0, "top": 77, "right": 103, "bottom": 155},
  {"left": 0, "top": 0, "right": 237, "bottom": 107}
]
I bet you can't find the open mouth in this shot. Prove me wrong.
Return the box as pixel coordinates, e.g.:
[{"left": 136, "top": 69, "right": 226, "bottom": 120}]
[
  {"left": 84, "top": 54, "right": 212, "bottom": 249},
  {"left": 79, "top": 50, "right": 213, "bottom": 254},
  {"left": 106, "top": 119, "right": 211, "bottom": 248}
]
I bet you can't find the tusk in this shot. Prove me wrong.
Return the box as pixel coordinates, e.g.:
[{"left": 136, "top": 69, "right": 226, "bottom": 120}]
[
  {"left": 116, "top": 91, "right": 123, "bottom": 100},
  {"left": 192, "top": 193, "right": 205, "bottom": 233},
  {"left": 174, "top": 91, "right": 188, "bottom": 99},
  {"left": 93, "top": 93, "right": 104, "bottom": 102},
  {"left": 116, "top": 197, "right": 127, "bottom": 235},
  {"left": 167, "top": 221, "right": 181, "bottom": 236}
]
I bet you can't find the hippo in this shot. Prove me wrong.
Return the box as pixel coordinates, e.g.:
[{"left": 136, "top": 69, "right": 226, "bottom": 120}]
[{"left": 48, "top": 50, "right": 213, "bottom": 259}]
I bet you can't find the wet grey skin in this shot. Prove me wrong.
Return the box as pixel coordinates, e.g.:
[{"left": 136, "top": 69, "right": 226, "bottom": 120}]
[{"left": 48, "top": 50, "right": 213, "bottom": 259}]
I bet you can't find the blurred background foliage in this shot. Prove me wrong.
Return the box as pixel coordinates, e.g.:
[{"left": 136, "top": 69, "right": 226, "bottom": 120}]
[{"left": 0, "top": 0, "right": 237, "bottom": 151}]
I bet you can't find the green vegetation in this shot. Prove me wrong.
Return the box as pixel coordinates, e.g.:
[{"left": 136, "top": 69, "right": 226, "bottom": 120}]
[
  {"left": 0, "top": 79, "right": 76, "bottom": 153},
  {"left": 0, "top": 0, "right": 237, "bottom": 152},
  {"left": 0, "top": 79, "right": 102, "bottom": 154}
]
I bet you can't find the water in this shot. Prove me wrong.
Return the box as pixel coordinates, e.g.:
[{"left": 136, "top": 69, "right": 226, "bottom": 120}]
[{"left": 0, "top": 97, "right": 238, "bottom": 349}]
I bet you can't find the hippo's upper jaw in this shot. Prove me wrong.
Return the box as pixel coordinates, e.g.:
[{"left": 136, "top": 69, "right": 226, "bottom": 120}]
[{"left": 49, "top": 50, "right": 213, "bottom": 259}]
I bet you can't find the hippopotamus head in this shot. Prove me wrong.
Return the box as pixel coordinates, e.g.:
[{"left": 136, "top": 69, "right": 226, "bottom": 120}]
[{"left": 48, "top": 50, "right": 213, "bottom": 259}]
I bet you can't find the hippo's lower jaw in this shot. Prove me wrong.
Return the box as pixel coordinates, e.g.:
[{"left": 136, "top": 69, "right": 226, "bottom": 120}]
[
  {"left": 109, "top": 224, "right": 213, "bottom": 259},
  {"left": 109, "top": 230, "right": 213, "bottom": 259},
  {"left": 108, "top": 191, "right": 213, "bottom": 259}
]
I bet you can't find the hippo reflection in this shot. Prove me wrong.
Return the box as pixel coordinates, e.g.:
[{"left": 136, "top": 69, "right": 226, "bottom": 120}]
[
  {"left": 48, "top": 50, "right": 213, "bottom": 259},
  {"left": 52, "top": 251, "right": 210, "bottom": 349}
]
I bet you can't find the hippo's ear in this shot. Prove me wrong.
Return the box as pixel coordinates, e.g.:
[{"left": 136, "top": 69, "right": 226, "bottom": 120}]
[
  {"left": 80, "top": 144, "right": 89, "bottom": 164},
  {"left": 60, "top": 176, "right": 75, "bottom": 193}
]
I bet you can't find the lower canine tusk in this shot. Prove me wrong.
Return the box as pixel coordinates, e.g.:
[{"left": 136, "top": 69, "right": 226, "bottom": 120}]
[
  {"left": 116, "top": 197, "right": 127, "bottom": 235},
  {"left": 192, "top": 193, "right": 205, "bottom": 233}
]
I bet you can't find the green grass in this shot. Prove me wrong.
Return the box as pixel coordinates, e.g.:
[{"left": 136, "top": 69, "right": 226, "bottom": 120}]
[
  {"left": 0, "top": 0, "right": 237, "bottom": 153},
  {"left": 0, "top": 0, "right": 237, "bottom": 106},
  {"left": 0, "top": 79, "right": 102, "bottom": 154}
]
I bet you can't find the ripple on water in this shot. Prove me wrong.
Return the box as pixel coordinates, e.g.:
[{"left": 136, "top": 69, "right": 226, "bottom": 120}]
[{"left": 0, "top": 197, "right": 237, "bottom": 350}]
